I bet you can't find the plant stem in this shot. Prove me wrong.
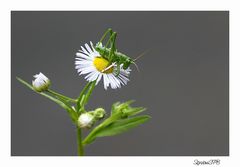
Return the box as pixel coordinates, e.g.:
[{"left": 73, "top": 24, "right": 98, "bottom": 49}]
[
  {"left": 83, "top": 81, "right": 96, "bottom": 106},
  {"left": 77, "top": 82, "right": 91, "bottom": 111},
  {"left": 76, "top": 81, "right": 96, "bottom": 155},
  {"left": 77, "top": 126, "right": 84, "bottom": 156},
  {"left": 77, "top": 81, "right": 96, "bottom": 113}
]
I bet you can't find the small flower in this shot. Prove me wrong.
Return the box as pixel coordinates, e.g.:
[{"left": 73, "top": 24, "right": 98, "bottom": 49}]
[
  {"left": 78, "top": 113, "right": 94, "bottom": 128},
  {"left": 32, "top": 72, "right": 50, "bottom": 92},
  {"left": 75, "top": 42, "right": 131, "bottom": 90}
]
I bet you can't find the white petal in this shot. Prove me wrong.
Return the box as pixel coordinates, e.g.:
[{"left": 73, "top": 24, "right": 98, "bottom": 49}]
[
  {"left": 107, "top": 74, "right": 116, "bottom": 89},
  {"left": 78, "top": 66, "right": 95, "bottom": 74},
  {"left": 111, "top": 74, "right": 121, "bottom": 88},
  {"left": 76, "top": 52, "right": 92, "bottom": 61},
  {"left": 75, "top": 64, "right": 92, "bottom": 70},
  {"left": 115, "top": 75, "right": 124, "bottom": 85},
  {"left": 84, "top": 71, "right": 96, "bottom": 80},
  {"left": 87, "top": 71, "right": 99, "bottom": 81},
  {"left": 109, "top": 74, "right": 119, "bottom": 88},
  {"left": 81, "top": 46, "right": 89, "bottom": 54},
  {"left": 96, "top": 74, "right": 102, "bottom": 85},
  {"left": 90, "top": 41, "right": 96, "bottom": 52},
  {"left": 85, "top": 43, "right": 93, "bottom": 53},
  {"left": 103, "top": 74, "right": 109, "bottom": 90},
  {"left": 75, "top": 60, "right": 92, "bottom": 66},
  {"left": 118, "top": 74, "right": 129, "bottom": 85},
  {"left": 75, "top": 61, "right": 92, "bottom": 66}
]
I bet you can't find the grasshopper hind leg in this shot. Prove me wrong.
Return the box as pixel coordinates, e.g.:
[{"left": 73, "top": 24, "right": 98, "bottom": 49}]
[{"left": 115, "top": 64, "right": 121, "bottom": 76}]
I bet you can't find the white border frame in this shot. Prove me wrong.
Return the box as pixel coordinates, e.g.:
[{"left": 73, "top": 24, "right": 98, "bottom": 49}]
[{"left": 1, "top": 0, "right": 238, "bottom": 167}]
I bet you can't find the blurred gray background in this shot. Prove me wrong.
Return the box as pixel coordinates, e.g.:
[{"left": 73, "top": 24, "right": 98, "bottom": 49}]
[{"left": 11, "top": 11, "right": 229, "bottom": 156}]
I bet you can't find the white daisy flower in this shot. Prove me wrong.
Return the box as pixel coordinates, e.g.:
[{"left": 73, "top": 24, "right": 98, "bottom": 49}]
[
  {"left": 78, "top": 113, "right": 94, "bottom": 128},
  {"left": 32, "top": 72, "right": 50, "bottom": 92},
  {"left": 75, "top": 42, "right": 131, "bottom": 90}
]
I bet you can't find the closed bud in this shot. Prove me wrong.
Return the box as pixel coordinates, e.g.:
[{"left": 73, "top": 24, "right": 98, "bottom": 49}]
[
  {"left": 77, "top": 113, "right": 94, "bottom": 128},
  {"left": 32, "top": 72, "right": 50, "bottom": 92},
  {"left": 93, "top": 108, "right": 106, "bottom": 120},
  {"left": 121, "top": 108, "right": 129, "bottom": 118}
]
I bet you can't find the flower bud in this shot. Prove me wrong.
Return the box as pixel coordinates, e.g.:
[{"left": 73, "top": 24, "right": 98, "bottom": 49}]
[
  {"left": 77, "top": 113, "right": 94, "bottom": 128},
  {"left": 121, "top": 108, "right": 129, "bottom": 119},
  {"left": 93, "top": 108, "right": 106, "bottom": 120},
  {"left": 32, "top": 72, "right": 50, "bottom": 92}
]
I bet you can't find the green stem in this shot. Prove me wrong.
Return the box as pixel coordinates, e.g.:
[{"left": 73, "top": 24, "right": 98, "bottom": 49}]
[
  {"left": 77, "top": 81, "right": 96, "bottom": 113},
  {"left": 77, "top": 82, "right": 91, "bottom": 111},
  {"left": 77, "top": 127, "right": 84, "bottom": 156},
  {"left": 47, "top": 89, "right": 77, "bottom": 103},
  {"left": 83, "top": 81, "right": 96, "bottom": 106},
  {"left": 76, "top": 81, "right": 97, "bottom": 154}
]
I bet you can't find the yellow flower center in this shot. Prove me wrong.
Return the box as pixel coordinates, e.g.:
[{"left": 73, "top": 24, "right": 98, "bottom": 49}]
[{"left": 93, "top": 57, "right": 113, "bottom": 73}]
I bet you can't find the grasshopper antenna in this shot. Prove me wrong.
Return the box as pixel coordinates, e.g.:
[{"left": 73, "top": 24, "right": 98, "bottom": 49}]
[
  {"left": 132, "top": 50, "right": 149, "bottom": 72},
  {"left": 132, "top": 61, "right": 140, "bottom": 72},
  {"left": 133, "top": 50, "right": 148, "bottom": 61}
]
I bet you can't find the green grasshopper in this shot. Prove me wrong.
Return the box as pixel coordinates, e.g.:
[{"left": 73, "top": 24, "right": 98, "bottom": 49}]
[{"left": 94, "top": 28, "right": 143, "bottom": 76}]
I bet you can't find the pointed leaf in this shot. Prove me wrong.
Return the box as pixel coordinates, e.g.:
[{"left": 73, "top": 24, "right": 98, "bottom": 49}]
[
  {"left": 123, "top": 107, "right": 146, "bottom": 117},
  {"left": 95, "top": 115, "right": 150, "bottom": 137},
  {"left": 16, "top": 77, "right": 78, "bottom": 122},
  {"left": 82, "top": 111, "right": 127, "bottom": 145}
]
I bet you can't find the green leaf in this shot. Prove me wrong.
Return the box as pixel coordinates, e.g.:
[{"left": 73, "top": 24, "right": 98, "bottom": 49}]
[
  {"left": 16, "top": 77, "right": 78, "bottom": 122},
  {"left": 95, "top": 115, "right": 150, "bottom": 137},
  {"left": 83, "top": 101, "right": 150, "bottom": 146},
  {"left": 82, "top": 111, "right": 124, "bottom": 145},
  {"left": 47, "top": 89, "right": 77, "bottom": 103},
  {"left": 123, "top": 107, "right": 146, "bottom": 117}
]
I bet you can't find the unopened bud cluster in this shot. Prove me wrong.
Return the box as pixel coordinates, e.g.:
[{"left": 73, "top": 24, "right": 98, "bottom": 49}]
[
  {"left": 77, "top": 108, "right": 106, "bottom": 128},
  {"left": 111, "top": 101, "right": 133, "bottom": 118}
]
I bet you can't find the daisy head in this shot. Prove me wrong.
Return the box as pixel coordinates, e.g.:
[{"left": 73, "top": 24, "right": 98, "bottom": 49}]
[
  {"left": 75, "top": 42, "right": 131, "bottom": 90},
  {"left": 32, "top": 72, "right": 51, "bottom": 92}
]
